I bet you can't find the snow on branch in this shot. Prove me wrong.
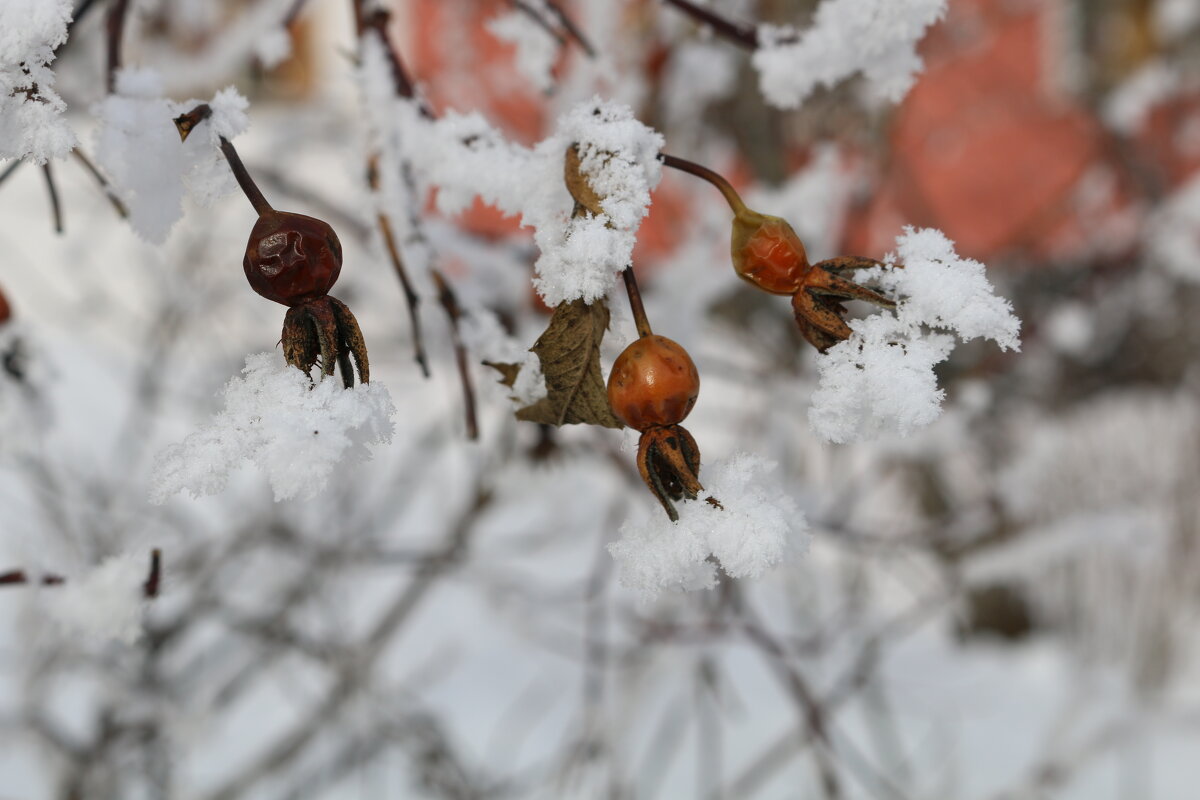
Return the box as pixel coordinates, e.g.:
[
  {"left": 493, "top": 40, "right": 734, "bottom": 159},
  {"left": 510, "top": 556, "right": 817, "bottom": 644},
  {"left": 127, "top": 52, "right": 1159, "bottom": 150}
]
[
  {"left": 93, "top": 70, "right": 249, "bottom": 244},
  {"left": 609, "top": 454, "right": 806, "bottom": 602},
  {"left": 151, "top": 353, "right": 395, "bottom": 503},
  {"left": 752, "top": 0, "right": 946, "bottom": 109},
  {"left": 0, "top": 0, "right": 76, "bottom": 163},
  {"left": 809, "top": 227, "right": 1020, "bottom": 443},
  {"left": 357, "top": 35, "right": 664, "bottom": 306}
]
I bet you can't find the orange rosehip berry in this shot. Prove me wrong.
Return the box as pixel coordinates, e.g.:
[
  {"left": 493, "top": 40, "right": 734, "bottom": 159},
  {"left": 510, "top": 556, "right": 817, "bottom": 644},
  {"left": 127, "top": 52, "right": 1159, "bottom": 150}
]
[
  {"left": 607, "top": 335, "right": 700, "bottom": 432},
  {"left": 730, "top": 210, "right": 811, "bottom": 295}
]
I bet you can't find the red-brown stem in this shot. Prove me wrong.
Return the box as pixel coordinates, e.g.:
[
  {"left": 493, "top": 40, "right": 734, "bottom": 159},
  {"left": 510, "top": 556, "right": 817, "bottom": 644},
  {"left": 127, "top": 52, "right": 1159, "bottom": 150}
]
[
  {"left": 432, "top": 270, "right": 480, "bottom": 440},
  {"left": 659, "top": 0, "right": 759, "bottom": 48},
  {"left": 622, "top": 267, "right": 653, "bottom": 339},
  {"left": 660, "top": 153, "right": 747, "bottom": 215},
  {"left": 41, "top": 162, "right": 63, "bottom": 234},
  {"left": 105, "top": 0, "right": 131, "bottom": 93},
  {"left": 218, "top": 137, "right": 275, "bottom": 216},
  {"left": 1, "top": 550, "right": 162, "bottom": 597},
  {"left": 173, "top": 104, "right": 274, "bottom": 216}
]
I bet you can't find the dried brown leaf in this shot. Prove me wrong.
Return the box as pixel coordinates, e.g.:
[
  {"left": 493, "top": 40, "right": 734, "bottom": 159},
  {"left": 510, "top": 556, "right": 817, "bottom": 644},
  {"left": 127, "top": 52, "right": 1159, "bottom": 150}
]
[{"left": 513, "top": 298, "right": 623, "bottom": 428}]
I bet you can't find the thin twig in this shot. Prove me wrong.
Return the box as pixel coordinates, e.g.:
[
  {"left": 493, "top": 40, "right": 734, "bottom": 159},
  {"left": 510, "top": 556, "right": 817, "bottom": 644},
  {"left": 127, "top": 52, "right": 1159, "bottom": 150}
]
[
  {"left": 0, "top": 550, "right": 161, "bottom": 596},
  {"left": 512, "top": 1, "right": 568, "bottom": 48},
  {"left": 541, "top": 0, "right": 596, "bottom": 57},
  {"left": 105, "top": 0, "right": 131, "bottom": 93},
  {"left": 0, "top": 159, "right": 23, "bottom": 186},
  {"left": 659, "top": 0, "right": 759, "bottom": 48},
  {"left": 41, "top": 162, "right": 63, "bottom": 234},
  {"left": 375, "top": 204, "right": 430, "bottom": 376},
  {"left": 72, "top": 148, "right": 128, "bottom": 219},
  {"left": 431, "top": 269, "right": 479, "bottom": 439},
  {"left": 660, "top": 153, "right": 747, "bottom": 214}
]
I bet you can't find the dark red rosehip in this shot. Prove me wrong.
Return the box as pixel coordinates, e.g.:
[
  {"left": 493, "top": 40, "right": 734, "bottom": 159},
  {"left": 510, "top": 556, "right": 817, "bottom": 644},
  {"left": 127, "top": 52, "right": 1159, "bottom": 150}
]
[
  {"left": 607, "top": 335, "right": 700, "bottom": 432},
  {"left": 243, "top": 211, "right": 343, "bottom": 306},
  {"left": 0, "top": 287, "right": 10, "bottom": 326}
]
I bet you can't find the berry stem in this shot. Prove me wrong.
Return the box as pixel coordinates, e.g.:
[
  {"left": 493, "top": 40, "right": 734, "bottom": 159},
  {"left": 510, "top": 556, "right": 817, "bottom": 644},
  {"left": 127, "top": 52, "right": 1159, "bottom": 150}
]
[
  {"left": 173, "top": 104, "right": 274, "bottom": 216},
  {"left": 660, "top": 154, "right": 747, "bottom": 215},
  {"left": 621, "top": 267, "right": 654, "bottom": 339},
  {"left": 217, "top": 137, "right": 274, "bottom": 216}
]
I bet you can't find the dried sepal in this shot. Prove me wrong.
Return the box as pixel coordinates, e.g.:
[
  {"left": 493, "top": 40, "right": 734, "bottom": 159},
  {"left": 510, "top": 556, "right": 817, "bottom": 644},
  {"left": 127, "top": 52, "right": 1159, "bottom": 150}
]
[
  {"left": 281, "top": 297, "right": 369, "bottom": 388},
  {"left": 637, "top": 424, "right": 703, "bottom": 521}
]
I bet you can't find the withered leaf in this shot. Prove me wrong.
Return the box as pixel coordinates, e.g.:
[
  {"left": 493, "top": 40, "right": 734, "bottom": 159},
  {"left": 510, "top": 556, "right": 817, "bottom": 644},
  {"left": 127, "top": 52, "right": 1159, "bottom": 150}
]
[
  {"left": 483, "top": 360, "right": 521, "bottom": 388},
  {"left": 513, "top": 298, "right": 623, "bottom": 428}
]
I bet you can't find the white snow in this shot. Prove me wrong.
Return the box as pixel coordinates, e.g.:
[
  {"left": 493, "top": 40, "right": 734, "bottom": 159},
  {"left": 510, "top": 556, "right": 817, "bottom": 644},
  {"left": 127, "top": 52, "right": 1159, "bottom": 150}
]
[
  {"left": 751, "top": 0, "right": 946, "bottom": 109},
  {"left": 44, "top": 554, "right": 147, "bottom": 645},
  {"left": 1103, "top": 61, "right": 1179, "bottom": 135},
  {"left": 150, "top": 352, "right": 395, "bottom": 503},
  {"left": 487, "top": 8, "right": 559, "bottom": 92},
  {"left": 93, "top": 70, "right": 249, "bottom": 244},
  {"left": 0, "top": 0, "right": 76, "bottom": 164},
  {"left": 254, "top": 26, "right": 293, "bottom": 69},
  {"left": 609, "top": 453, "right": 806, "bottom": 601},
  {"left": 809, "top": 227, "right": 1019, "bottom": 443},
  {"left": 1148, "top": 172, "right": 1200, "bottom": 282},
  {"left": 358, "top": 36, "right": 663, "bottom": 306}
]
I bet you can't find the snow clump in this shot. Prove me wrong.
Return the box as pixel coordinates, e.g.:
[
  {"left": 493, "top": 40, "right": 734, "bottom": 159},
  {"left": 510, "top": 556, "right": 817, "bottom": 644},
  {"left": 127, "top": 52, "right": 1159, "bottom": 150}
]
[
  {"left": 93, "top": 70, "right": 249, "bottom": 244},
  {"left": 752, "top": 0, "right": 946, "bottom": 109},
  {"left": 486, "top": 6, "right": 559, "bottom": 92},
  {"left": 809, "top": 227, "right": 1020, "bottom": 443},
  {"left": 609, "top": 454, "right": 806, "bottom": 602},
  {"left": 0, "top": 0, "right": 76, "bottom": 163},
  {"left": 151, "top": 353, "right": 395, "bottom": 503}
]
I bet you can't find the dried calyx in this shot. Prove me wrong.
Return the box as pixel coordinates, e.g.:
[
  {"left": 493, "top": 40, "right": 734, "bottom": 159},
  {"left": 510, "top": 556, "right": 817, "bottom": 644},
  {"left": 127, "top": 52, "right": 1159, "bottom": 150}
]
[
  {"left": 173, "top": 105, "right": 369, "bottom": 388},
  {"left": 661, "top": 153, "right": 895, "bottom": 352}
]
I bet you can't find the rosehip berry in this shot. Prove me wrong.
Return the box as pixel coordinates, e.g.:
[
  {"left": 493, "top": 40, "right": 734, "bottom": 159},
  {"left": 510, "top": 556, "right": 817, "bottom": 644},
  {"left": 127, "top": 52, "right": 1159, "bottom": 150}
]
[
  {"left": 607, "top": 335, "right": 700, "bottom": 432},
  {"left": 730, "top": 209, "right": 810, "bottom": 295},
  {"left": 243, "top": 211, "right": 343, "bottom": 306},
  {"left": 0, "top": 287, "right": 10, "bottom": 326}
]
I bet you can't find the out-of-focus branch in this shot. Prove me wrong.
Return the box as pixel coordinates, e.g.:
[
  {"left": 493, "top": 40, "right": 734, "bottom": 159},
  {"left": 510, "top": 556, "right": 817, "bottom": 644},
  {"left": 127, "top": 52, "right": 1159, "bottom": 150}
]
[
  {"left": 0, "top": 550, "right": 163, "bottom": 598},
  {"left": 659, "top": 0, "right": 759, "bottom": 48},
  {"left": 105, "top": 0, "right": 131, "bottom": 93},
  {"left": 40, "top": 162, "right": 63, "bottom": 234},
  {"left": 72, "top": 148, "right": 128, "bottom": 219},
  {"left": 432, "top": 269, "right": 479, "bottom": 440}
]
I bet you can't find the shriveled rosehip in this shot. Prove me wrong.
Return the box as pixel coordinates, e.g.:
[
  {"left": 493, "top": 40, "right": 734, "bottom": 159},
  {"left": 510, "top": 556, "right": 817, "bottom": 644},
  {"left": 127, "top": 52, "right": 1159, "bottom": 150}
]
[
  {"left": 730, "top": 209, "right": 809, "bottom": 295},
  {"left": 607, "top": 335, "right": 700, "bottom": 432},
  {"left": 243, "top": 210, "right": 343, "bottom": 307}
]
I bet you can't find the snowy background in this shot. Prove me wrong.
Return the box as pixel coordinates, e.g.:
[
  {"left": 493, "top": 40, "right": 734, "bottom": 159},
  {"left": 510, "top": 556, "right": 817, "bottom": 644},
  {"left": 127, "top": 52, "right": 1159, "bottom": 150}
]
[{"left": 2, "top": 0, "right": 1200, "bottom": 797}]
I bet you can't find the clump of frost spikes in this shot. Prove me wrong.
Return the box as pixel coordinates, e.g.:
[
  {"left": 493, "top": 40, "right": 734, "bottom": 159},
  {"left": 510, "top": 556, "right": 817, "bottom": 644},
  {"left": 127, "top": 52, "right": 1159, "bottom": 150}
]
[
  {"left": 356, "top": 37, "right": 663, "bottom": 306},
  {"left": 151, "top": 353, "right": 395, "bottom": 503},
  {"left": 609, "top": 454, "right": 806, "bottom": 602},
  {"left": 0, "top": 0, "right": 76, "bottom": 163},
  {"left": 752, "top": 0, "right": 946, "bottom": 109},
  {"left": 809, "top": 227, "right": 1020, "bottom": 444},
  {"left": 93, "top": 69, "right": 249, "bottom": 244},
  {"left": 44, "top": 554, "right": 148, "bottom": 645}
]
